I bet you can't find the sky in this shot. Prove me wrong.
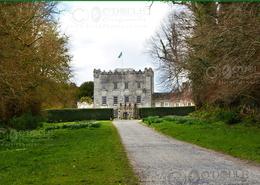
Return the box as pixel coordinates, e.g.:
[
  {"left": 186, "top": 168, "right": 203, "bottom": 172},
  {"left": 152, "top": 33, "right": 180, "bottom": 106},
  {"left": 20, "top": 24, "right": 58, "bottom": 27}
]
[{"left": 58, "top": 2, "right": 173, "bottom": 91}]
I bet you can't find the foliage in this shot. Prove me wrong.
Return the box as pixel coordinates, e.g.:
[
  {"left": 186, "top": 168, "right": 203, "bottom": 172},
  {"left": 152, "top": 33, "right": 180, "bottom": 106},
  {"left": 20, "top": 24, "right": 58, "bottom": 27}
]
[
  {"left": 79, "top": 96, "right": 93, "bottom": 104},
  {"left": 215, "top": 111, "right": 241, "bottom": 125},
  {"left": 44, "top": 121, "right": 100, "bottom": 131},
  {"left": 0, "top": 3, "right": 72, "bottom": 122},
  {"left": 150, "top": 2, "right": 260, "bottom": 113},
  {"left": 189, "top": 105, "right": 255, "bottom": 125},
  {"left": 143, "top": 115, "right": 204, "bottom": 125},
  {"left": 138, "top": 106, "right": 195, "bottom": 118},
  {"left": 142, "top": 116, "right": 163, "bottom": 125},
  {"left": 77, "top": 81, "right": 94, "bottom": 100},
  {"left": 45, "top": 108, "right": 114, "bottom": 122},
  {"left": 41, "top": 82, "right": 78, "bottom": 109},
  {"left": 9, "top": 112, "right": 44, "bottom": 130},
  {"left": 187, "top": 3, "right": 260, "bottom": 108},
  {"left": 0, "top": 121, "right": 139, "bottom": 184}
]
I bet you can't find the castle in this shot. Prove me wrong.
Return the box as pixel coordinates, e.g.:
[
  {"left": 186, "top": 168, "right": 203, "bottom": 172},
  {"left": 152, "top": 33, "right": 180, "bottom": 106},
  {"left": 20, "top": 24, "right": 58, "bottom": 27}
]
[{"left": 93, "top": 68, "right": 194, "bottom": 119}]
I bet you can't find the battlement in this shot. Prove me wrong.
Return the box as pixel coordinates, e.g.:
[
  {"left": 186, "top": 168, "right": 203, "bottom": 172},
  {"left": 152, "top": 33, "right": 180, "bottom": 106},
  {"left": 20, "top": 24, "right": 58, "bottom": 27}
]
[{"left": 93, "top": 68, "right": 153, "bottom": 78}]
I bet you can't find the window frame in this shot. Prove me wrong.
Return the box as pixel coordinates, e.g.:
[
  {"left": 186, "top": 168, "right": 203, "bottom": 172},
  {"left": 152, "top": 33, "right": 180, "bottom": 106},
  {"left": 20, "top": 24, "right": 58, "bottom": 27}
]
[
  {"left": 137, "top": 82, "right": 141, "bottom": 88},
  {"left": 136, "top": 96, "right": 141, "bottom": 104},
  {"left": 113, "top": 96, "right": 118, "bottom": 105},
  {"left": 125, "top": 82, "right": 128, "bottom": 89},
  {"left": 164, "top": 102, "right": 170, "bottom": 107},
  {"left": 113, "top": 82, "right": 118, "bottom": 89},
  {"left": 124, "top": 96, "right": 129, "bottom": 103},
  {"left": 101, "top": 96, "right": 107, "bottom": 105}
]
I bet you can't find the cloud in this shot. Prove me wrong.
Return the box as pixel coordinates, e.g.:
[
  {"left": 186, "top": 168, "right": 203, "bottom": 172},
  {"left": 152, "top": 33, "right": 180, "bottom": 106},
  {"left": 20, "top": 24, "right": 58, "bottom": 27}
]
[{"left": 58, "top": 2, "right": 173, "bottom": 91}]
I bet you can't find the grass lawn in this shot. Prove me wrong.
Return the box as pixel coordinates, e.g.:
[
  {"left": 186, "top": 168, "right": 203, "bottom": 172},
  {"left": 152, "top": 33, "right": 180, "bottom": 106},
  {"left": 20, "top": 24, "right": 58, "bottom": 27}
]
[
  {"left": 0, "top": 121, "right": 138, "bottom": 185},
  {"left": 143, "top": 116, "right": 260, "bottom": 163}
]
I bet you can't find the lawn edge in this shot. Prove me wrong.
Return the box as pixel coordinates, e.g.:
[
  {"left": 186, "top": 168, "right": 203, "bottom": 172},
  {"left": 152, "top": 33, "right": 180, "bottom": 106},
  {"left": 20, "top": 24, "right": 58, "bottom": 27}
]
[
  {"left": 111, "top": 120, "right": 140, "bottom": 185},
  {"left": 138, "top": 120, "right": 260, "bottom": 170}
]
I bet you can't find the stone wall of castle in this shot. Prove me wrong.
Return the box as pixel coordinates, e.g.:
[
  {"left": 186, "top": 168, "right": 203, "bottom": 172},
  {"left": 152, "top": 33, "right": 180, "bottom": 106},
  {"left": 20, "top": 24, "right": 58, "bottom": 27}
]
[{"left": 93, "top": 68, "right": 154, "bottom": 109}]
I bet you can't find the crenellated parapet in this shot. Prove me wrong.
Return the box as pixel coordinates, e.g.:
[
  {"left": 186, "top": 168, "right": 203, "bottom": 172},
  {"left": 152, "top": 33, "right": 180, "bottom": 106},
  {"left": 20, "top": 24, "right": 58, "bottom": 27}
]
[
  {"left": 93, "top": 69, "right": 101, "bottom": 78},
  {"left": 93, "top": 68, "right": 153, "bottom": 78}
]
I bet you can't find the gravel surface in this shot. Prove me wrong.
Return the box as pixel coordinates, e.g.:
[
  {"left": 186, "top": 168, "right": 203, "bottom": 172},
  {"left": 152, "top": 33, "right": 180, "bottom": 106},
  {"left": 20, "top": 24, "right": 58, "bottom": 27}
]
[{"left": 113, "top": 120, "right": 260, "bottom": 185}]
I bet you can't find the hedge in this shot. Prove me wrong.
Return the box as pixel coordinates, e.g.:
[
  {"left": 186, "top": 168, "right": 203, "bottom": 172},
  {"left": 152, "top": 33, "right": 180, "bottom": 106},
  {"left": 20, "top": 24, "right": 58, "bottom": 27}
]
[
  {"left": 138, "top": 106, "right": 196, "bottom": 118},
  {"left": 44, "top": 108, "right": 113, "bottom": 122}
]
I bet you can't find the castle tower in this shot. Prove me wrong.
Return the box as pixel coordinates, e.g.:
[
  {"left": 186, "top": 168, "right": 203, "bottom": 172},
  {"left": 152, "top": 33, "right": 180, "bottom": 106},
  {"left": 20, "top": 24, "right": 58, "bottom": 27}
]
[{"left": 93, "top": 68, "right": 154, "bottom": 118}]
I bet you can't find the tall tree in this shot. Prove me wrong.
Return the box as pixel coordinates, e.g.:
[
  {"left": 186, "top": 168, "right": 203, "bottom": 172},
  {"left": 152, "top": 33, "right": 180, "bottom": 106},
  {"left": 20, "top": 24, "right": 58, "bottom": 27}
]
[
  {"left": 149, "top": 7, "right": 192, "bottom": 91},
  {"left": 77, "top": 81, "right": 94, "bottom": 100},
  {"left": 150, "top": 2, "right": 260, "bottom": 112},
  {"left": 0, "top": 2, "right": 72, "bottom": 121}
]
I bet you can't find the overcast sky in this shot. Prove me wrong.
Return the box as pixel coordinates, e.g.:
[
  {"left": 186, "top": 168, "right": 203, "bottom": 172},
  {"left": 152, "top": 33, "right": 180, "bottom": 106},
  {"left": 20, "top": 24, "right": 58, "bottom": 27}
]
[{"left": 58, "top": 2, "right": 173, "bottom": 91}]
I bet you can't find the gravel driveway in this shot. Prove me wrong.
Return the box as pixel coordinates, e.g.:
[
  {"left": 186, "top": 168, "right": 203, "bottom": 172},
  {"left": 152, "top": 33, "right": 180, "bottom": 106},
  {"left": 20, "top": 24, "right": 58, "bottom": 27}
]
[{"left": 113, "top": 120, "right": 260, "bottom": 185}]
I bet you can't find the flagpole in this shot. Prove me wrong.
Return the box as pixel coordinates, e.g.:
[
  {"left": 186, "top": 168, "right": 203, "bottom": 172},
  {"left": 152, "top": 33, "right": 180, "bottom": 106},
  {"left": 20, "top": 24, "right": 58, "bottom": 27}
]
[
  {"left": 117, "top": 51, "right": 123, "bottom": 68},
  {"left": 121, "top": 53, "right": 123, "bottom": 68}
]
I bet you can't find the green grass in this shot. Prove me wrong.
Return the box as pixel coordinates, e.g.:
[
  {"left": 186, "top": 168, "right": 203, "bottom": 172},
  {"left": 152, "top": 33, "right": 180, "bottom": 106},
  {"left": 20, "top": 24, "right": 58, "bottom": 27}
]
[
  {"left": 0, "top": 121, "right": 138, "bottom": 185},
  {"left": 143, "top": 116, "right": 260, "bottom": 163}
]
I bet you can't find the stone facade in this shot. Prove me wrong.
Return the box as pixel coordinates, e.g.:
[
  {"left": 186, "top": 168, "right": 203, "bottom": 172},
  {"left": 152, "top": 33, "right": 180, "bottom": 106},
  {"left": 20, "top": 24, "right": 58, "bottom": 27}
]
[
  {"left": 77, "top": 102, "right": 93, "bottom": 109},
  {"left": 152, "top": 93, "right": 194, "bottom": 107},
  {"left": 93, "top": 68, "right": 154, "bottom": 117},
  {"left": 152, "top": 83, "right": 195, "bottom": 107},
  {"left": 93, "top": 68, "right": 194, "bottom": 118}
]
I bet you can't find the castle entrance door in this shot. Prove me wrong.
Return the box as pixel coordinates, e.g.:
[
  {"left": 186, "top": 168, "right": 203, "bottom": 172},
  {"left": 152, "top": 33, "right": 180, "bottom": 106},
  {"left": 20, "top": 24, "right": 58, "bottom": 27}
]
[
  {"left": 113, "top": 108, "right": 118, "bottom": 119},
  {"left": 117, "top": 103, "right": 138, "bottom": 119}
]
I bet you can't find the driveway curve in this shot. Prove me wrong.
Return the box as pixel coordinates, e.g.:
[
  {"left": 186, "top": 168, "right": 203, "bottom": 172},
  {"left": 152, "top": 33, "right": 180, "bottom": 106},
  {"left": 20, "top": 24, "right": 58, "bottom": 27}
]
[{"left": 113, "top": 120, "right": 260, "bottom": 185}]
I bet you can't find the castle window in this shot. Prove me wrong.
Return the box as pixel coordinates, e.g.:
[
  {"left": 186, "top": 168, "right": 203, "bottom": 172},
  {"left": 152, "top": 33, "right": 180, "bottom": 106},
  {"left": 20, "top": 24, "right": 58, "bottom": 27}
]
[
  {"left": 114, "top": 82, "right": 118, "bottom": 89},
  {"left": 124, "top": 96, "right": 129, "bottom": 103},
  {"left": 160, "top": 102, "right": 164, "bottom": 107},
  {"left": 113, "top": 96, "right": 118, "bottom": 105},
  {"left": 164, "top": 102, "right": 170, "bottom": 107},
  {"left": 137, "top": 82, "right": 141, "bottom": 88},
  {"left": 136, "top": 96, "right": 141, "bottom": 104},
  {"left": 125, "top": 82, "right": 128, "bottom": 89},
  {"left": 102, "top": 96, "right": 107, "bottom": 105}
]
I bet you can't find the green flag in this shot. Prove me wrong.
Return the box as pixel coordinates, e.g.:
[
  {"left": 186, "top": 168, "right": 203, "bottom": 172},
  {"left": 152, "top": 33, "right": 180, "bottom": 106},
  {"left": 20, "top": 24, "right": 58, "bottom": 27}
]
[{"left": 118, "top": 52, "right": 122, "bottom": 59}]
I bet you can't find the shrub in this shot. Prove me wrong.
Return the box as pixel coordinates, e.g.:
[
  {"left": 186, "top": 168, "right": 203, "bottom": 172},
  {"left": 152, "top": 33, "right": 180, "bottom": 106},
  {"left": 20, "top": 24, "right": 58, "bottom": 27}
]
[
  {"left": 138, "top": 106, "right": 195, "bottom": 118},
  {"left": 215, "top": 111, "right": 241, "bottom": 125},
  {"left": 143, "top": 116, "right": 163, "bottom": 125},
  {"left": 163, "top": 116, "right": 188, "bottom": 124},
  {"left": 242, "top": 115, "right": 258, "bottom": 125},
  {"left": 163, "top": 115, "right": 176, "bottom": 121},
  {"left": 88, "top": 122, "right": 101, "bottom": 128},
  {"left": 0, "top": 120, "right": 4, "bottom": 128},
  {"left": 190, "top": 106, "right": 243, "bottom": 125},
  {"left": 163, "top": 115, "right": 206, "bottom": 125},
  {"left": 0, "top": 128, "right": 7, "bottom": 139},
  {"left": 44, "top": 108, "right": 113, "bottom": 122},
  {"left": 9, "top": 112, "right": 43, "bottom": 130},
  {"left": 44, "top": 121, "right": 100, "bottom": 131}
]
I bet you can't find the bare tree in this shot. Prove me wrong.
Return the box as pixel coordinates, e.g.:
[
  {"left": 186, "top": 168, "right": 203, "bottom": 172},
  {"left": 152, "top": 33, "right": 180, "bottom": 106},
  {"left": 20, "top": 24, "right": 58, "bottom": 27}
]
[{"left": 149, "top": 7, "right": 193, "bottom": 91}]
